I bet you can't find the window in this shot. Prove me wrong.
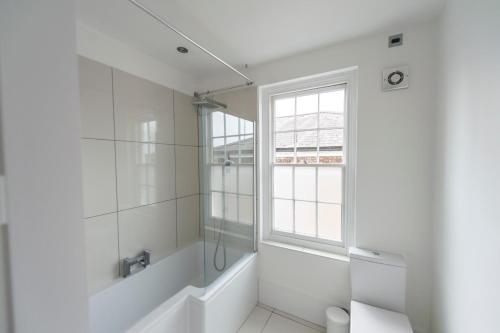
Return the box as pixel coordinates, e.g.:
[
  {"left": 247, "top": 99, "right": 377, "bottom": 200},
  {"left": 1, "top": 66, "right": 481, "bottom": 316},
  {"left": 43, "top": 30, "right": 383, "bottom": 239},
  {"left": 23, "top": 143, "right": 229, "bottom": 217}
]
[{"left": 259, "top": 68, "right": 357, "bottom": 253}]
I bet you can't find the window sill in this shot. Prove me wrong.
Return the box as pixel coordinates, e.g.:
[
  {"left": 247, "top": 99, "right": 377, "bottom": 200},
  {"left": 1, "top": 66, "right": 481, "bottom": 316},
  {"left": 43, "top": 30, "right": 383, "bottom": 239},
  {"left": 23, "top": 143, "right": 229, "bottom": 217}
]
[{"left": 260, "top": 240, "right": 350, "bottom": 263}]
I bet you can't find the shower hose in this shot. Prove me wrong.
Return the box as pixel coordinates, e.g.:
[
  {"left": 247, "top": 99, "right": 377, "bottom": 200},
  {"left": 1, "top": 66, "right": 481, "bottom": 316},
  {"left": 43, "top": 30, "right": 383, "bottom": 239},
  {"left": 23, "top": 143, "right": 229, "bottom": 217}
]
[{"left": 213, "top": 218, "right": 226, "bottom": 272}]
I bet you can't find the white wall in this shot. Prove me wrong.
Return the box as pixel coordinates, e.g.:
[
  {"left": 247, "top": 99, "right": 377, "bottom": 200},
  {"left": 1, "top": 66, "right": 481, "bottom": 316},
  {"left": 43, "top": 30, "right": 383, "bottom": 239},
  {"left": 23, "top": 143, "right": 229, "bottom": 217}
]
[
  {"left": 202, "top": 21, "right": 437, "bottom": 332},
  {"left": 0, "top": 0, "right": 89, "bottom": 331},
  {"left": 77, "top": 22, "right": 198, "bottom": 96},
  {"left": 432, "top": 1, "right": 500, "bottom": 332}
]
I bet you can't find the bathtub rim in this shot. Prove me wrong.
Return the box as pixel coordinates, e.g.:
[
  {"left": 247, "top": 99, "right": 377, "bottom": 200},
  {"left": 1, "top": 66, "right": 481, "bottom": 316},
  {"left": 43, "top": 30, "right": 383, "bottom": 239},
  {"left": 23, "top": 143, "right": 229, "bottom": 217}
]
[{"left": 127, "top": 251, "right": 257, "bottom": 332}]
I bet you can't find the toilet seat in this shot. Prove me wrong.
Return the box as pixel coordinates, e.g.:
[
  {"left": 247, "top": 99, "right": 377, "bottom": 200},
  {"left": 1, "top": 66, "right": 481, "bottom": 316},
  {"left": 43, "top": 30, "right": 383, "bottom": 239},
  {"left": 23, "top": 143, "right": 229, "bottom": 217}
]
[{"left": 350, "top": 301, "right": 413, "bottom": 333}]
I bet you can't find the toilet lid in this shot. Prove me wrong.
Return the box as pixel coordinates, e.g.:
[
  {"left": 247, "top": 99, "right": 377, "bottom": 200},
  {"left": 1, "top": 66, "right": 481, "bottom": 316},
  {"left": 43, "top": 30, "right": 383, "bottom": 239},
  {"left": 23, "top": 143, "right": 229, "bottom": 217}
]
[{"left": 350, "top": 301, "right": 413, "bottom": 333}]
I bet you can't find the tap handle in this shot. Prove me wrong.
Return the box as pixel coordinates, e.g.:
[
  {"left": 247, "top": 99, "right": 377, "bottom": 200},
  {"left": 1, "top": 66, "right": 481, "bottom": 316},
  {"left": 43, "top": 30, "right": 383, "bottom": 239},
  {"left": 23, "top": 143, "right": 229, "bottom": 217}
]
[{"left": 142, "top": 249, "right": 151, "bottom": 266}]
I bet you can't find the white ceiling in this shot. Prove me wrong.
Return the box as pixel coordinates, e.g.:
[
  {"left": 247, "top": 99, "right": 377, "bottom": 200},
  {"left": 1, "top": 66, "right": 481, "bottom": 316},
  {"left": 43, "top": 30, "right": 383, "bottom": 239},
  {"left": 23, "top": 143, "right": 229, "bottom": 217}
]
[{"left": 77, "top": 0, "right": 444, "bottom": 79}]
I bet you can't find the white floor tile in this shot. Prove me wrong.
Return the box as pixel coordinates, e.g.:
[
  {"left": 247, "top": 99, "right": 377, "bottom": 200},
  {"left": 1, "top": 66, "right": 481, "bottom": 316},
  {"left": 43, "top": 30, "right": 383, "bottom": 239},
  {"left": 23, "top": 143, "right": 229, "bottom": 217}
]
[
  {"left": 263, "top": 313, "right": 321, "bottom": 333},
  {"left": 238, "top": 306, "right": 272, "bottom": 333}
]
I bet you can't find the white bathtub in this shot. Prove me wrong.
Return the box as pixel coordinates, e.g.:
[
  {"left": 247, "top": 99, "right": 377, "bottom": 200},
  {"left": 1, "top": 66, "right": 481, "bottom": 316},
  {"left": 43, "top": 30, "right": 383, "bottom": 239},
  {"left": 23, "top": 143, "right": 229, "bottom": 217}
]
[{"left": 89, "top": 241, "right": 258, "bottom": 333}]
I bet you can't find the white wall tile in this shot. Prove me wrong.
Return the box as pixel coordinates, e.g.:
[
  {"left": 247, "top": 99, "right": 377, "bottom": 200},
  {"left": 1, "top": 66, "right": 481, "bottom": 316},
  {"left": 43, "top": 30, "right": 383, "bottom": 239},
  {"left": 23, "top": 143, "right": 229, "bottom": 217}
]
[
  {"left": 118, "top": 200, "right": 177, "bottom": 263},
  {"left": 174, "top": 91, "right": 198, "bottom": 146},
  {"left": 81, "top": 139, "right": 117, "bottom": 217},
  {"left": 116, "top": 142, "right": 175, "bottom": 210},
  {"left": 175, "top": 146, "right": 199, "bottom": 197},
  {"left": 177, "top": 195, "right": 200, "bottom": 247},
  {"left": 78, "top": 57, "right": 114, "bottom": 140},
  {"left": 85, "top": 213, "right": 119, "bottom": 294},
  {"left": 113, "top": 69, "right": 174, "bottom": 144}
]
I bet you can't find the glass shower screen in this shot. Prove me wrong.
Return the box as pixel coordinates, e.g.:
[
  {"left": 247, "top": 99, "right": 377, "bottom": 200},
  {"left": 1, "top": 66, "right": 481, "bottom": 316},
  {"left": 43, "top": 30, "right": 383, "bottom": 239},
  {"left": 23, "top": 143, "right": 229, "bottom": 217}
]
[{"left": 198, "top": 107, "right": 256, "bottom": 286}]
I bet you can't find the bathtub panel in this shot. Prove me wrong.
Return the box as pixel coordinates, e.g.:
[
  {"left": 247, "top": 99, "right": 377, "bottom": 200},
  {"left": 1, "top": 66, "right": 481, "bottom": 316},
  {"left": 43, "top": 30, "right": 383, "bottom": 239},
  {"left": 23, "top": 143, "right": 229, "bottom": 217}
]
[
  {"left": 203, "top": 254, "right": 258, "bottom": 333},
  {"left": 124, "top": 253, "right": 258, "bottom": 333}
]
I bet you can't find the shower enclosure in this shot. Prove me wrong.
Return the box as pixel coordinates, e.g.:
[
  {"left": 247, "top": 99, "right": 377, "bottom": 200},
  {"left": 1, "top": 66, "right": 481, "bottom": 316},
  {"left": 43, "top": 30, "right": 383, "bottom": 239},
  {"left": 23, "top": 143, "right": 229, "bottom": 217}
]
[
  {"left": 197, "top": 99, "right": 256, "bottom": 286},
  {"left": 88, "top": 95, "right": 258, "bottom": 333}
]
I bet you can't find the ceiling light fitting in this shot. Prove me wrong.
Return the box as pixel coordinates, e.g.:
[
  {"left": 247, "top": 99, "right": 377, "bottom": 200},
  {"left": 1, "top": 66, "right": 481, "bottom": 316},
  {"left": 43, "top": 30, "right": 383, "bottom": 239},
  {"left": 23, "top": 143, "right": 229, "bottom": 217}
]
[{"left": 176, "top": 46, "right": 188, "bottom": 54}]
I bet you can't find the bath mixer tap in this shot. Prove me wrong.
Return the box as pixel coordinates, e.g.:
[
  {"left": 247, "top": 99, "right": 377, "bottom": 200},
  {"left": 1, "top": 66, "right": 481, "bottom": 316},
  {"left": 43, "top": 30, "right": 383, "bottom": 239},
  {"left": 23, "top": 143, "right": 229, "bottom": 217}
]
[{"left": 122, "top": 250, "right": 151, "bottom": 278}]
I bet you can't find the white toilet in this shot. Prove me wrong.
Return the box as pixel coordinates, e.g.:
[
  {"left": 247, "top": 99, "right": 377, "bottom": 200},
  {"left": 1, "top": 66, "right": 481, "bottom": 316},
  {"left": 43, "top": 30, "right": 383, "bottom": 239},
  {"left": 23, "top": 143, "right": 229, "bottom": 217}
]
[{"left": 349, "top": 247, "right": 413, "bottom": 333}]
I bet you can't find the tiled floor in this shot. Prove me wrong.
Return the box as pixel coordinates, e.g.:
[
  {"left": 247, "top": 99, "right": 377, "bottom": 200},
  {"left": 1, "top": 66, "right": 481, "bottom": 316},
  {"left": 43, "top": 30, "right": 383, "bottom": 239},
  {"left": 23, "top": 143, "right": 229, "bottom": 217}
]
[{"left": 238, "top": 306, "right": 324, "bottom": 333}]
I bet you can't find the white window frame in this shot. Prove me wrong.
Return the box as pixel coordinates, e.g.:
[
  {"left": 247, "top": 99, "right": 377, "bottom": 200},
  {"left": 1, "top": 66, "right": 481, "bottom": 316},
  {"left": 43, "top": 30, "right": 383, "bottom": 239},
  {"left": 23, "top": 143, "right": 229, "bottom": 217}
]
[{"left": 258, "top": 67, "right": 358, "bottom": 255}]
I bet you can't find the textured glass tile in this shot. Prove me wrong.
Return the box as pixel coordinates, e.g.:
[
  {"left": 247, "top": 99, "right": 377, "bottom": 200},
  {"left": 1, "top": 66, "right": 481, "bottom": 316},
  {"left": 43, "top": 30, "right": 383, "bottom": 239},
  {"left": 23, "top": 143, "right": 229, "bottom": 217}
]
[
  {"left": 319, "top": 89, "right": 345, "bottom": 113},
  {"left": 273, "top": 199, "right": 293, "bottom": 232},
  {"left": 295, "top": 201, "right": 316, "bottom": 237},
  {"left": 273, "top": 166, "right": 293, "bottom": 199},
  {"left": 294, "top": 167, "right": 316, "bottom": 201},
  {"left": 318, "top": 203, "right": 342, "bottom": 241},
  {"left": 318, "top": 167, "right": 342, "bottom": 203}
]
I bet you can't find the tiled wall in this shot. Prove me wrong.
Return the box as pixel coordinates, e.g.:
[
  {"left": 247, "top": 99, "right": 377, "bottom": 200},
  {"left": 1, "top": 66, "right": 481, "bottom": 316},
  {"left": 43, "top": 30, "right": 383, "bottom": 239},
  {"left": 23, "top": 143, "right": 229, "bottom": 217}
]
[{"left": 79, "top": 57, "right": 200, "bottom": 294}]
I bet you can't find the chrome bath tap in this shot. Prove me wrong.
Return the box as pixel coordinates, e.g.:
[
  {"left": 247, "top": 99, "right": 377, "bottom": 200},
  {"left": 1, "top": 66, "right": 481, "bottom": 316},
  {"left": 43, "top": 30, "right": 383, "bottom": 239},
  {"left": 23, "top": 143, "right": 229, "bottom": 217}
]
[{"left": 122, "top": 250, "right": 151, "bottom": 278}]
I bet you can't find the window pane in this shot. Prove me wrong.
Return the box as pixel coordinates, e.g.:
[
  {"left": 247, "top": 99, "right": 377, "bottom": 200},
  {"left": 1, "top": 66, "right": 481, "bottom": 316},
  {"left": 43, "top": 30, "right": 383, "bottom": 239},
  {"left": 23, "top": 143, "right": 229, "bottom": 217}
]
[
  {"left": 318, "top": 203, "right": 342, "bottom": 241},
  {"left": 318, "top": 167, "right": 342, "bottom": 203},
  {"left": 319, "top": 113, "right": 344, "bottom": 128},
  {"left": 239, "top": 166, "right": 253, "bottom": 195},
  {"left": 212, "top": 138, "right": 225, "bottom": 163},
  {"left": 224, "top": 193, "right": 237, "bottom": 222},
  {"left": 275, "top": 132, "right": 295, "bottom": 163},
  {"left": 275, "top": 97, "right": 295, "bottom": 117},
  {"left": 273, "top": 199, "right": 293, "bottom": 232},
  {"left": 238, "top": 195, "right": 253, "bottom": 225},
  {"left": 211, "top": 111, "right": 225, "bottom": 137},
  {"left": 275, "top": 115, "right": 295, "bottom": 132},
  {"left": 273, "top": 166, "right": 293, "bottom": 199},
  {"left": 294, "top": 167, "right": 316, "bottom": 201},
  {"left": 296, "top": 131, "right": 317, "bottom": 164},
  {"left": 319, "top": 89, "right": 344, "bottom": 113},
  {"left": 224, "top": 165, "right": 237, "bottom": 193},
  {"left": 211, "top": 192, "right": 223, "bottom": 218},
  {"left": 226, "top": 135, "right": 239, "bottom": 145},
  {"left": 296, "top": 114, "right": 318, "bottom": 130},
  {"left": 319, "top": 129, "right": 343, "bottom": 164},
  {"left": 239, "top": 135, "right": 254, "bottom": 164},
  {"left": 240, "top": 119, "right": 253, "bottom": 135},
  {"left": 226, "top": 136, "right": 239, "bottom": 162},
  {"left": 211, "top": 165, "right": 223, "bottom": 191},
  {"left": 295, "top": 201, "right": 316, "bottom": 237},
  {"left": 226, "top": 114, "right": 239, "bottom": 136},
  {"left": 296, "top": 94, "right": 318, "bottom": 115}
]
